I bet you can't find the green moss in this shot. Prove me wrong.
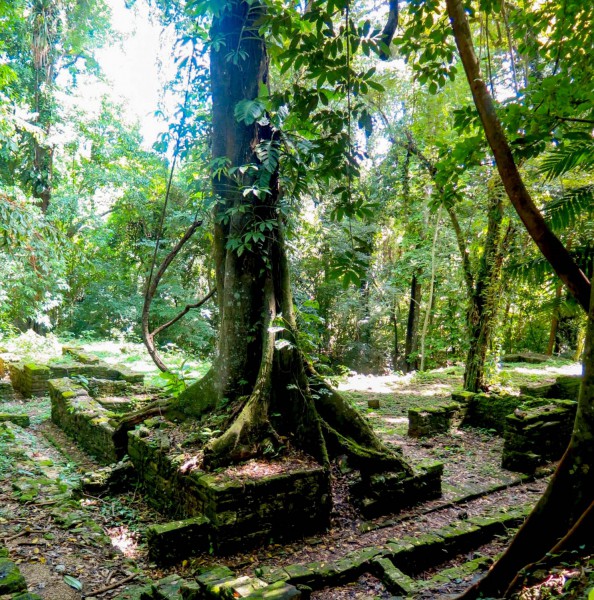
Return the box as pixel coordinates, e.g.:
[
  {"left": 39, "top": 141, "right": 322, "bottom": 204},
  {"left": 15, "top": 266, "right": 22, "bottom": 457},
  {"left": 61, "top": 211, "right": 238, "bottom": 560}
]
[
  {"left": 0, "top": 414, "right": 30, "bottom": 428},
  {"left": 0, "top": 558, "right": 27, "bottom": 594}
]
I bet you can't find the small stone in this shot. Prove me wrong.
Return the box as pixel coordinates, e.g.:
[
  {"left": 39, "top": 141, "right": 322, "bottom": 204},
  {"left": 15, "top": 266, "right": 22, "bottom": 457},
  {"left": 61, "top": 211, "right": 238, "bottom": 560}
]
[{"left": 54, "top": 564, "right": 66, "bottom": 573}]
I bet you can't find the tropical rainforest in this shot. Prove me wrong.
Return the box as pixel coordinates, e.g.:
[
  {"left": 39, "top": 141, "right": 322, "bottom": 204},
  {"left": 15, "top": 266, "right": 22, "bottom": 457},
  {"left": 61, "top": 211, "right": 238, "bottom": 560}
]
[{"left": 1, "top": 0, "right": 593, "bottom": 598}]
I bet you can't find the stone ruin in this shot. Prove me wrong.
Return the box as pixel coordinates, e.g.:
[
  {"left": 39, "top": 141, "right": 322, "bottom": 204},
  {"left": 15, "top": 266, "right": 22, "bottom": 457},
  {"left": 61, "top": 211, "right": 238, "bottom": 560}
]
[
  {"left": 407, "top": 374, "right": 581, "bottom": 474},
  {"left": 0, "top": 346, "right": 447, "bottom": 565}
]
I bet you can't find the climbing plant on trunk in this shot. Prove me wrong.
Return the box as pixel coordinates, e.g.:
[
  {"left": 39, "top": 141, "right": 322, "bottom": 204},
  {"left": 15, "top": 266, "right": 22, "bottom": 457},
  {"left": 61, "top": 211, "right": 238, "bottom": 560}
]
[{"left": 172, "top": 0, "right": 413, "bottom": 474}]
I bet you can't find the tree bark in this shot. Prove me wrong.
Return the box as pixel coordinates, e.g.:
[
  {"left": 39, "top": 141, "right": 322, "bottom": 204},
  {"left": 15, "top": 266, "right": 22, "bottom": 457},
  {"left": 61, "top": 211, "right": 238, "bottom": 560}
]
[
  {"left": 446, "top": 0, "right": 594, "bottom": 591},
  {"left": 457, "top": 265, "right": 594, "bottom": 599},
  {"left": 546, "top": 284, "right": 563, "bottom": 355},
  {"left": 463, "top": 185, "right": 508, "bottom": 392},
  {"left": 404, "top": 273, "right": 422, "bottom": 372}
]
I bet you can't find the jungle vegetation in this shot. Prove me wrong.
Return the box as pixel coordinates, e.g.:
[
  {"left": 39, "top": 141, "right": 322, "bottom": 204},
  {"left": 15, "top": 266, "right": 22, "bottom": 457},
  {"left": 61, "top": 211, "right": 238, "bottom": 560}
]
[{"left": 1, "top": 0, "right": 593, "bottom": 597}]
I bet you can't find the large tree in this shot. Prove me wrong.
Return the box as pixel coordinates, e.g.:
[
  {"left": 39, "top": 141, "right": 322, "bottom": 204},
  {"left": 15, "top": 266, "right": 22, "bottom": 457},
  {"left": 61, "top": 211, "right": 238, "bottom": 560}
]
[{"left": 169, "top": 0, "right": 412, "bottom": 474}]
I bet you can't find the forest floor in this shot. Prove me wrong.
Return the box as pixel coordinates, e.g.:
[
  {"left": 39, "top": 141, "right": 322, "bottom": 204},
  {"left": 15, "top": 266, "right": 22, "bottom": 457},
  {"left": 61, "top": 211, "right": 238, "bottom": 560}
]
[{"left": 0, "top": 342, "right": 589, "bottom": 599}]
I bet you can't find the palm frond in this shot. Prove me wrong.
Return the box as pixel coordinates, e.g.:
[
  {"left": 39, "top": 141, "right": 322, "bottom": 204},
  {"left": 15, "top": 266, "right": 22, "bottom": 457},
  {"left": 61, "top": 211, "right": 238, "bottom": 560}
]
[
  {"left": 544, "top": 184, "right": 594, "bottom": 231},
  {"left": 539, "top": 139, "right": 594, "bottom": 181}
]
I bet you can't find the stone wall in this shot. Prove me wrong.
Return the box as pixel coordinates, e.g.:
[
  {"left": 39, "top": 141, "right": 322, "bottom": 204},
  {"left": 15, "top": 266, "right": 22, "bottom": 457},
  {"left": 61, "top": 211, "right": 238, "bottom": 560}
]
[
  {"left": 128, "top": 427, "right": 332, "bottom": 555},
  {"left": 501, "top": 399, "right": 577, "bottom": 473},
  {"left": 460, "top": 393, "right": 536, "bottom": 434},
  {"left": 10, "top": 358, "right": 143, "bottom": 398},
  {"left": 520, "top": 374, "right": 581, "bottom": 400},
  {"left": 49, "top": 378, "right": 120, "bottom": 464},
  {"left": 408, "top": 403, "right": 460, "bottom": 437}
]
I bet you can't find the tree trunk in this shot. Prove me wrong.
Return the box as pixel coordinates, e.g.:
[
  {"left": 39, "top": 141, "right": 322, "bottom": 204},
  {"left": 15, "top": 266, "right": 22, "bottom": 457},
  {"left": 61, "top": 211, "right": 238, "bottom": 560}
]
[
  {"left": 404, "top": 272, "right": 422, "bottom": 372},
  {"left": 445, "top": 0, "right": 590, "bottom": 312},
  {"left": 546, "top": 284, "right": 563, "bottom": 355},
  {"left": 463, "top": 185, "right": 508, "bottom": 392},
  {"left": 169, "top": 1, "right": 412, "bottom": 477},
  {"left": 445, "top": 0, "right": 594, "bottom": 594},
  {"left": 457, "top": 268, "right": 594, "bottom": 599},
  {"left": 419, "top": 210, "right": 440, "bottom": 371}
]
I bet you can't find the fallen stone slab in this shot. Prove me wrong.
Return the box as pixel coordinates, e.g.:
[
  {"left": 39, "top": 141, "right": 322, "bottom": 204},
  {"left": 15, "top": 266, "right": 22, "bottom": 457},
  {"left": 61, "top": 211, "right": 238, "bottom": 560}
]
[
  {"left": 501, "top": 352, "right": 551, "bottom": 364},
  {"left": 0, "top": 413, "right": 30, "bottom": 427}
]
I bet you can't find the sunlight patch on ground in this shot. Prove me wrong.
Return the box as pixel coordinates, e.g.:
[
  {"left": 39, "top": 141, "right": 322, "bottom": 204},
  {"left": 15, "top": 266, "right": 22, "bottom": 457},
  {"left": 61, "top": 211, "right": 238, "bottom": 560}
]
[
  {"left": 338, "top": 373, "right": 413, "bottom": 393},
  {"left": 381, "top": 417, "right": 408, "bottom": 424},
  {"left": 391, "top": 383, "right": 452, "bottom": 397},
  {"left": 510, "top": 363, "right": 582, "bottom": 376},
  {"left": 106, "top": 525, "right": 140, "bottom": 558}
]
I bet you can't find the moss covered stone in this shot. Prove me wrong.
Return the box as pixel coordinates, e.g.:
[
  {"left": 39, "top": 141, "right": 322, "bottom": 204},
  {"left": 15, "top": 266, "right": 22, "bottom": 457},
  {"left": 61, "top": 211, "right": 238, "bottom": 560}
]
[
  {"left": 129, "top": 430, "right": 332, "bottom": 559},
  {"left": 0, "top": 381, "right": 15, "bottom": 401},
  {"left": 461, "top": 392, "right": 535, "bottom": 434},
  {"left": 502, "top": 399, "right": 577, "bottom": 472},
  {"left": 371, "top": 557, "right": 415, "bottom": 595},
  {"left": 0, "top": 413, "right": 29, "bottom": 427},
  {"left": 146, "top": 516, "right": 211, "bottom": 564},
  {"left": 49, "top": 378, "right": 120, "bottom": 464},
  {"left": 408, "top": 403, "right": 460, "bottom": 437},
  {"left": 350, "top": 459, "right": 443, "bottom": 518},
  {"left": 520, "top": 374, "right": 581, "bottom": 400},
  {"left": 0, "top": 558, "right": 27, "bottom": 594}
]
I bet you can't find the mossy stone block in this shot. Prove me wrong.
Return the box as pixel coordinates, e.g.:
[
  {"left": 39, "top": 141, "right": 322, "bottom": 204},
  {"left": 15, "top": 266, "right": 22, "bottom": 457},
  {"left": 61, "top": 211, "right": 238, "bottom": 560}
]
[
  {"left": 462, "top": 392, "right": 525, "bottom": 433},
  {"left": 11, "top": 594, "right": 44, "bottom": 600},
  {"left": 0, "top": 558, "right": 27, "bottom": 594},
  {"left": 0, "top": 381, "right": 15, "bottom": 401},
  {"left": 438, "top": 521, "right": 484, "bottom": 552},
  {"left": 408, "top": 403, "right": 460, "bottom": 437},
  {"left": 196, "top": 566, "right": 235, "bottom": 588},
  {"left": 112, "top": 584, "right": 154, "bottom": 600},
  {"left": 451, "top": 391, "right": 476, "bottom": 405},
  {"left": 244, "top": 580, "right": 301, "bottom": 599},
  {"left": 147, "top": 516, "right": 211, "bottom": 564},
  {"left": 0, "top": 413, "right": 29, "bottom": 428},
  {"left": 372, "top": 557, "right": 415, "bottom": 595},
  {"left": 392, "top": 532, "right": 445, "bottom": 569},
  {"left": 149, "top": 574, "right": 184, "bottom": 599}
]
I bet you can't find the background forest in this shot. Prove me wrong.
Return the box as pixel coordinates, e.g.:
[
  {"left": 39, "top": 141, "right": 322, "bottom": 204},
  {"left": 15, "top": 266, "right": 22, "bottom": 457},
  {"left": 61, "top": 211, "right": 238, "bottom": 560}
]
[{"left": 0, "top": 0, "right": 592, "bottom": 388}]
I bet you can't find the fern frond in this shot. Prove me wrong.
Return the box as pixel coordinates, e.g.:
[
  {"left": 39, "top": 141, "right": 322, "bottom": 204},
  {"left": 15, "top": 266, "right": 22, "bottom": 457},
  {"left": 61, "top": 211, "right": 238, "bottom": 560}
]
[
  {"left": 539, "top": 139, "right": 594, "bottom": 181},
  {"left": 544, "top": 185, "right": 594, "bottom": 232}
]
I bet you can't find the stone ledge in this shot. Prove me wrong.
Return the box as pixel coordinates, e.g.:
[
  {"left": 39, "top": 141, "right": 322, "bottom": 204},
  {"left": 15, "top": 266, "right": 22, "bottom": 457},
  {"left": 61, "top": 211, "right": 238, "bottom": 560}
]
[
  {"left": 49, "top": 378, "right": 120, "bottom": 464},
  {"left": 0, "top": 413, "right": 30, "bottom": 428},
  {"left": 129, "top": 428, "right": 332, "bottom": 559},
  {"left": 258, "top": 503, "right": 531, "bottom": 589},
  {"left": 350, "top": 459, "right": 443, "bottom": 518}
]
